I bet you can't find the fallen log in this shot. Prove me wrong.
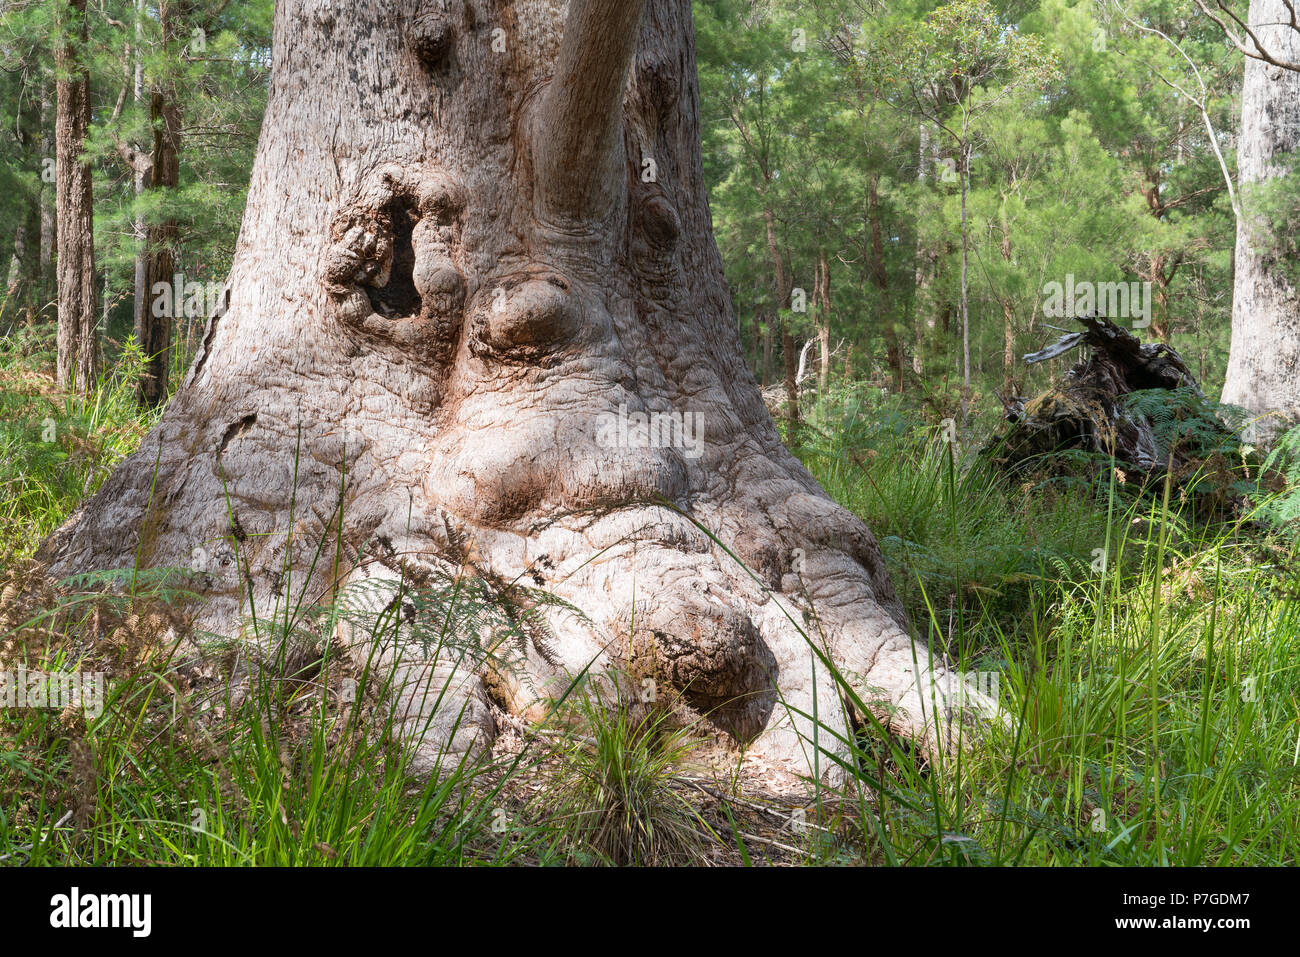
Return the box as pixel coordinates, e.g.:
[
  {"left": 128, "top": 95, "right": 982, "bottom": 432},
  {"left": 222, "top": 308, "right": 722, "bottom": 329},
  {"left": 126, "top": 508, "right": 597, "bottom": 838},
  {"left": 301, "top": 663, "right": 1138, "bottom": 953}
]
[{"left": 987, "top": 315, "right": 1242, "bottom": 493}]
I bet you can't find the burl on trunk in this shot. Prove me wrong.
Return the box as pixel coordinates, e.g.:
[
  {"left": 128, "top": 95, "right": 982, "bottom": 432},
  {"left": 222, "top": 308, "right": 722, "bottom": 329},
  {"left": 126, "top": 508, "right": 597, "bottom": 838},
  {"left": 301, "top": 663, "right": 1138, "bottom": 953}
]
[{"left": 39, "top": 0, "right": 981, "bottom": 777}]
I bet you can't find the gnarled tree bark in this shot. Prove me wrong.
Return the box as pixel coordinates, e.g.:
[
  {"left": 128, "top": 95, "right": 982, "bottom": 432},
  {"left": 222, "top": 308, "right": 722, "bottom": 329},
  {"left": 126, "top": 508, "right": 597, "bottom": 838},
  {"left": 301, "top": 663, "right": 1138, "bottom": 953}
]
[{"left": 39, "top": 0, "right": 979, "bottom": 778}]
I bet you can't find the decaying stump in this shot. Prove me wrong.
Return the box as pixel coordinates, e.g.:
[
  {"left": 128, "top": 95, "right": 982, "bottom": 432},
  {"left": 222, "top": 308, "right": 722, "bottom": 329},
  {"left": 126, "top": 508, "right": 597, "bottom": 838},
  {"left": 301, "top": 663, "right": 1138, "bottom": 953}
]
[{"left": 989, "top": 316, "right": 1240, "bottom": 486}]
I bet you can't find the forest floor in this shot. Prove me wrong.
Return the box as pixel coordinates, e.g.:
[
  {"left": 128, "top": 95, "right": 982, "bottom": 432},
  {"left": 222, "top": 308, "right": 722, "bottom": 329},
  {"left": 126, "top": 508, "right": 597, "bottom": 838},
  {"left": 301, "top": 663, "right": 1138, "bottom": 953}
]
[{"left": 2, "top": 328, "right": 1299, "bottom": 866}]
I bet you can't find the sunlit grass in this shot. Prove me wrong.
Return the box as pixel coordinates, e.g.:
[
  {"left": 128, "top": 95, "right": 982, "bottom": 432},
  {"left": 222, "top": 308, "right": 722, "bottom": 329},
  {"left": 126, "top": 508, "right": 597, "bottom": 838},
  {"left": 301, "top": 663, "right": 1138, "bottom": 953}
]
[{"left": 3, "top": 349, "right": 1299, "bottom": 865}]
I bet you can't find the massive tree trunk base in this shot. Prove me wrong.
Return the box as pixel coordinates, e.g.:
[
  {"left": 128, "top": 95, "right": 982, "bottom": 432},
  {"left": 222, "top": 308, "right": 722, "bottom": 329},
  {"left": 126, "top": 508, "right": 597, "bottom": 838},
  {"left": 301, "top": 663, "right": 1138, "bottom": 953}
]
[
  {"left": 36, "top": 0, "right": 985, "bottom": 780},
  {"left": 40, "top": 429, "right": 983, "bottom": 779}
]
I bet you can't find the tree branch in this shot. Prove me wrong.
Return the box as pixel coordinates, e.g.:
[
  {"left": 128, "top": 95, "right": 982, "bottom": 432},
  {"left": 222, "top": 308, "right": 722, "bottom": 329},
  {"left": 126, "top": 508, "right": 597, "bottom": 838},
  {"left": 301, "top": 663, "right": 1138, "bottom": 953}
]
[
  {"left": 533, "top": 0, "right": 648, "bottom": 224},
  {"left": 108, "top": 78, "right": 154, "bottom": 178},
  {"left": 1111, "top": 1, "right": 1241, "bottom": 222},
  {"left": 1190, "top": 0, "right": 1300, "bottom": 71}
]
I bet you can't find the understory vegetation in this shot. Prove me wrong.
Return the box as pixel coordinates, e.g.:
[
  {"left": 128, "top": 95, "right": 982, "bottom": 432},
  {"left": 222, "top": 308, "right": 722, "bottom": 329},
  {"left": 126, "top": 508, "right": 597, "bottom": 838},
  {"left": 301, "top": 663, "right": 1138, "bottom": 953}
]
[{"left": 3, "top": 328, "right": 1297, "bottom": 867}]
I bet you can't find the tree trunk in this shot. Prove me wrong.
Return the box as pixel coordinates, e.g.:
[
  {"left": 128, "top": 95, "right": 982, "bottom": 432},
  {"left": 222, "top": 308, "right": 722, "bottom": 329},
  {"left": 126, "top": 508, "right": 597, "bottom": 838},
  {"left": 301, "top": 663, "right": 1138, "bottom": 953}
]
[
  {"left": 867, "top": 173, "right": 901, "bottom": 391},
  {"left": 39, "top": 0, "right": 978, "bottom": 778},
  {"left": 781, "top": 317, "right": 800, "bottom": 430},
  {"left": 998, "top": 209, "right": 1016, "bottom": 395},
  {"left": 3, "top": 96, "right": 43, "bottom": 326},
  {"left": 762, "top": 203, "right": 799, "bottom": 429},
  {"left": 54, "top": 0, "right": 98, "bottom": 393},
  {"left": 24, "top": 177, "right": 43, "bottom": 328},
  {"left": 1002, "top": 299, "right": 1016, "bottom": 394},
  {"left": 4, "top": 223, "right": 28, "bottom": 305},
  {"left": 958, "top": 140, "right": 971, "bottom": 424},
  {"left": 912, "top": 121, "right": 935, "bottom": 379},
  {"left": 815, "top": 249, "right": 831, "bottom": 394},
  {"left": 761, "top": 313, "right": 773, "bottom": 387},
  {"left": 136, "top": 1, "right": 183, "bottom": 408},
  {"left": 1139, "top": 250, "right": 1178, "bottom": 343},
  {"left": 39, "top": 95, "right": 56, "bottom": 323},
  {"left": 132, "top": 0, "right": 148, "bottom": 381},
  {"left": 1221, "top": 0, "right": 1300, "bottom": 439}
]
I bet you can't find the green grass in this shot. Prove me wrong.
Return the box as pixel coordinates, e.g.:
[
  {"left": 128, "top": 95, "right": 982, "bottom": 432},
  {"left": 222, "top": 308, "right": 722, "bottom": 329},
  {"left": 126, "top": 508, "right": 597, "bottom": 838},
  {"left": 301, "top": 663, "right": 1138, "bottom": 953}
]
[
  {"left": 0, "top": 553, "right": 559, "bottom": 866},
  {"left": 537, "top": 684, "right": 710, "bottom": 866},
  {"left": 0, "top": 671, "right": 531, "bottom": 866},
  {"left": 0, "top": 328, "right": 160, "bottom": 558},
  {"left": 3, "top": 348, "right": 1300, "bottom": 866},
  {"left": 789, "top": 387, "right": 1300, "bottom": 865}
]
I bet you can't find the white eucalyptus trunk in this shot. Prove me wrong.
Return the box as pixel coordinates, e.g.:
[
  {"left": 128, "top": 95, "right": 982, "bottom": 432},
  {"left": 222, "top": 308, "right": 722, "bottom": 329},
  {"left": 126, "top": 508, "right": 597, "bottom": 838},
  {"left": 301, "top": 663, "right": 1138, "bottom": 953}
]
[{"left": 1221, "top": 0, "right": 1300, "bottom": 438}]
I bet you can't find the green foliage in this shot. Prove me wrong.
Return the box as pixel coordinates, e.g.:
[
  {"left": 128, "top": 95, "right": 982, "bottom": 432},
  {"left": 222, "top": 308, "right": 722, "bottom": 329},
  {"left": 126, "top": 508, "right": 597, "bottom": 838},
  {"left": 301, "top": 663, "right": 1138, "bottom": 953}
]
[
  {"left": 801, "top": 383, "right": 1111, "bottom": 646},
  {"left": 795, "top": 410, "right": 1300, "bottom": 865},
  {"left": 0, "top": 0, "right": 272, "bottom": 357},
  {"left": 0, "top": 566, "right": 549, "bottom": 866},
  {"left": 1122, "top": 387, "right": 1239, "bottom": 458},
  {"left": 541, "top": 687, "right": 707, "bottom": 866},
  {"left": 1257, "top": 423, "right": 1300, "bottom": 530},
  {"left": 1244, "top": 162, "right": 1300, "bottom": 289},
  {"left": 0, "top": 328, "right": 158, "bottom": 558},
  {"left": 700, "top": 0, "right": 1238, "bottom": 404}
]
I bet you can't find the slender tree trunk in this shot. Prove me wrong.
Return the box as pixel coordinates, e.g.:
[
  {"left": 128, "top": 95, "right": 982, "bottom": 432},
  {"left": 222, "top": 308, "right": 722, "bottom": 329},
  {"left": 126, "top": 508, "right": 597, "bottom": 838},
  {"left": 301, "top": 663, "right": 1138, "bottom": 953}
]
[
  {"left": 132, "top": 0, "right": 148, "bottom": 367},
  {"left": 23, "top": 193, "right": 42, "bottom": 328},
  {"left": 762, "top": 205, "right": 798, "bottom": 430},
  {"left": 39, "top": 96, "right": 56, "bottom": 323},
  {"left": 139, "top": 78, "right": 181, "bottom": 402},
  {"left": 1002, "top": 300, "right": 1016, "bottom": 394},
  {"left": 760, "top": 311, "right": 773, "bottom": 387},
  {"left": 40, "top": 0, "right": 978, "bottom": 778},
  {"left": 998, "top": 210, "right": 1016, "bottom": 394},
  {"left": 815, "top": 250, "right": 831, "bottom": 394},
  {"left": 1139, "top": 251, "right": 1177, "bottom": 342},
  {"left": 1222, "top": 0, "right": 1300, "bottom": 438},
  {"left": 867, "top": 173, "right": 901, "bottom": 391},
  {"left": 912, "top": 121, "right": 935, "bottom": 379},
  {"left": 5, "top": 224, "right": 28, "bottom": 303},
  {"left": 134, "top": 0, "right": 183, "bottom": 407},
  {"left": 781, "top": 317, "right": 799, "bottom": 430},
  {"left": 959, "top": 140, "right": 971, "bottom": 424},
  {"left": 4, "top": 96, "right": 43, "bottom": 325},
  {"left": 54, "top": 0, "right": 98, "bottom": 393}
]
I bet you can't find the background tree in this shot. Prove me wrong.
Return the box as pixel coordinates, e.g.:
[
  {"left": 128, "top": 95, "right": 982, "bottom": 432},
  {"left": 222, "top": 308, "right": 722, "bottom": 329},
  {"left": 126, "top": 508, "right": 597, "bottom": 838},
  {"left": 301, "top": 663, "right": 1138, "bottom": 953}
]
[
  {"left": 0, "top": 59, "right": 47, "bottom": 328},
  {"left": 865, "top": 0, "right": 1058, "bottom": 420},
  {"left": 54, "top": 0, "right": 97, "bottom": 392},
  {"left": 1214, "top": 0, "right": 1300, "bottom": 437},
  {"left": 99, "top": 0, "right": 272, "bottom": 402}
]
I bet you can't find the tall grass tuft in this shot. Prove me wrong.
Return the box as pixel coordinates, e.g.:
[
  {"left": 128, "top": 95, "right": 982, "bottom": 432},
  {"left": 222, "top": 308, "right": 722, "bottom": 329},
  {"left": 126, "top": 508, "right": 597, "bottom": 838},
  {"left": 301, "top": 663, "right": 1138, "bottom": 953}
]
[{"left": 540, "top": 686, "right": 709, "bottom": 866}]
